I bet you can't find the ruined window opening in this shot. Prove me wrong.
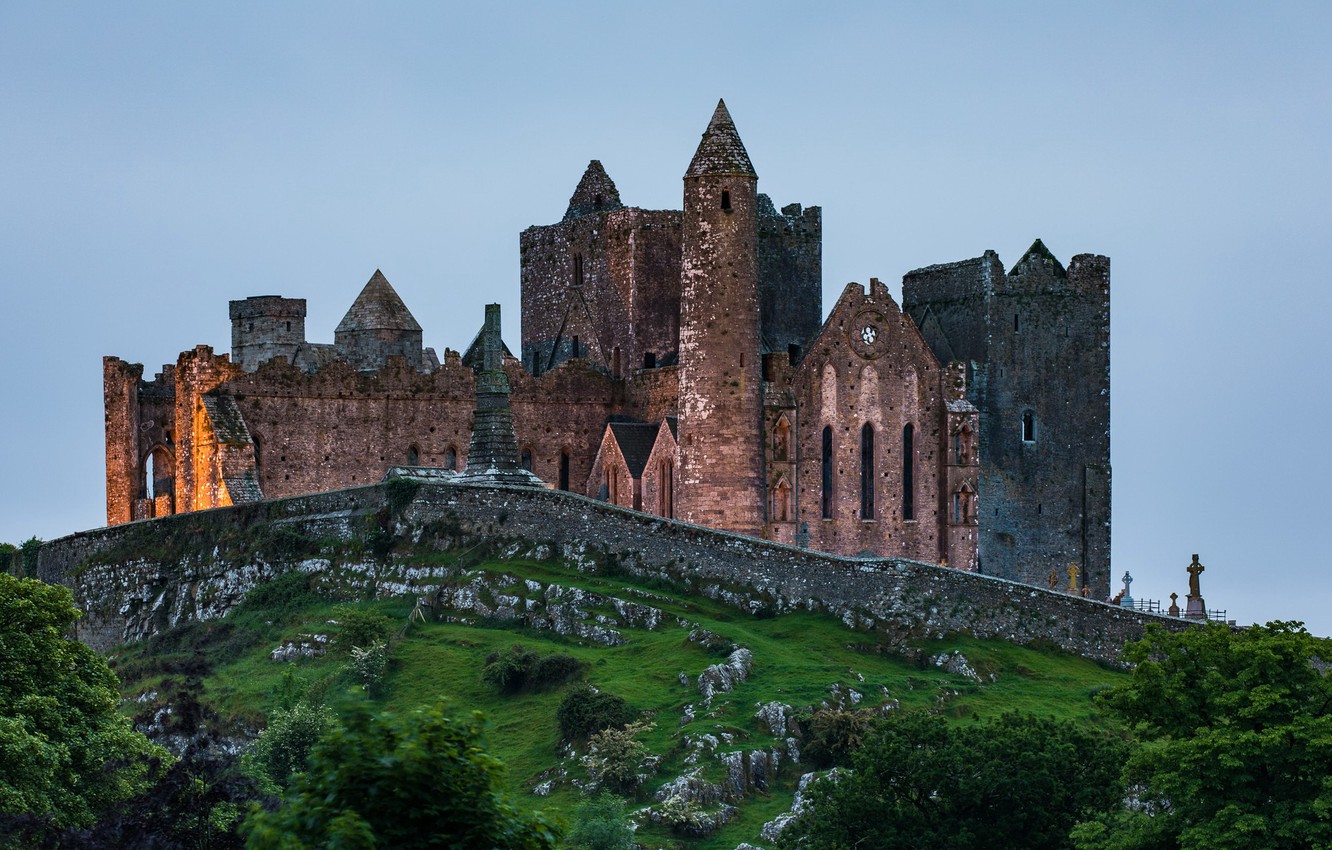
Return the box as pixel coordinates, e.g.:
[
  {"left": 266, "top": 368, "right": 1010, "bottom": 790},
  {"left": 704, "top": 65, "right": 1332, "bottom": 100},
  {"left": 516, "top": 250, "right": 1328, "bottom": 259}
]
[
  {"left": 1014, "top": 313, "right": 1020, "bottom": 332},
  {"left": 572, "top": 336, "right": 580, "bottom": 358},
  {"left": 559, "top": 450, "right": 570, "bottom": 491},
  {"left": 821, "top": 426, "right": 834, "bottom": 519},
  {"left": 573, "top": 254, "right": 584, "bottom": 287},
  {"left": 902, "top": 423, "right": 915, "bottom": 521},
  {"left": 613, "top": 346, "right": 621, "bottom": 378},
  {"left": 594, "top": 194, "right": 603, "bottom": 208},
  {"left": 285, "top": 321, "right": 291, "bottom": 332},
  {"left": 444, "top": 446, "right": 458, "bottom": 471},
  {"left": 788, "top": 343, "right": 801, "bottom": 366},
  {"left": 773, "top": 415, "right": 790, "bottom": 461},
  {"left": 721, "top": 190, "right": 731, "bottom": 211},
  {"left": 643, "top": 352, "right": 656, "bottom": 369},
  {"left": 860, "top": 423, "right": 875, "bottom": 520},
  {"left": 1022, "top": 410, "right": 1036, "bottom": 443},
  {"left": 407, "top": 445, "right": 420, "bottom": 466},
  {"left": 521, "top": 448, "right": 533, "bottom": 472}
]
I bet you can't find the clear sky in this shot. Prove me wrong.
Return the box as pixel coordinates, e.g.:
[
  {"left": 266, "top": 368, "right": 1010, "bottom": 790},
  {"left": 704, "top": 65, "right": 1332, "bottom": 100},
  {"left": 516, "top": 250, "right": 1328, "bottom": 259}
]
[{"left": 2, "top": 3, "right": 1329, "bottom": 633}]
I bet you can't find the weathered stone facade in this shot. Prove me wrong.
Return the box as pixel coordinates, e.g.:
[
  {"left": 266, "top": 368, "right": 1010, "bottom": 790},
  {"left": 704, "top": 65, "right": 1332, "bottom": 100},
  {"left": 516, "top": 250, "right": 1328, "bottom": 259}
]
[{"left": 103, "top": 99, "right": 1109, "bottom": 592}]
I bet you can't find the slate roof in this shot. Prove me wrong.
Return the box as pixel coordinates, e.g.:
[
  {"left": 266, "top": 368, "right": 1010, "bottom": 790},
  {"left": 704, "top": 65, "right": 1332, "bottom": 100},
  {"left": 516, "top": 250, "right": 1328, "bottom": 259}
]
[
  {"left": 200, "top": 394, "right": 252, "bottom": 445},
  {"left": 335, "top": 270, "right": 422, "bottom": 334},
  {"left": 608, "top": 421, "right": 661, "bottom": 478},
  {"left": 685, "top": 99, "right": 757, "bottom": 178},
  {"left": 222, "top": 472, "right": 263, "bottom": 504}
]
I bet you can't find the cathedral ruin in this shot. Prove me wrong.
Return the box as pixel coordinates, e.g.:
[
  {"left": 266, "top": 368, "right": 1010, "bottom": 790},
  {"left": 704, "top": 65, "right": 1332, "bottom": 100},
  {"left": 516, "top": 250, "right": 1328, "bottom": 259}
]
[{"left": 102, "top": 100, "right": 1111, "bottom": 595}]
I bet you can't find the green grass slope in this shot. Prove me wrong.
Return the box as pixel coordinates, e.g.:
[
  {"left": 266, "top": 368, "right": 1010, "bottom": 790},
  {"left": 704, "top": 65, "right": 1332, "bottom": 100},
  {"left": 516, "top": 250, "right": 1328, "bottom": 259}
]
[{"left": 109, "top": 555, "right": 1127, "bottom": 849}]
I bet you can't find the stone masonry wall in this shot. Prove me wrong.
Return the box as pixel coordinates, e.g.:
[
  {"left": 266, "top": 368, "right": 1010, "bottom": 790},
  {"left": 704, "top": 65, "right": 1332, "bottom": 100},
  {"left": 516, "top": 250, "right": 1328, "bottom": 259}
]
[{"left": 41, "top": 481, "right": 1190, "bottom": 662}]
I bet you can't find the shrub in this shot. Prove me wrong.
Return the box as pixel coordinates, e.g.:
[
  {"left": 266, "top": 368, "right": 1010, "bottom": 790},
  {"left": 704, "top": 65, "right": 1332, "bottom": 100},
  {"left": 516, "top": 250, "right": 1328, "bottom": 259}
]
[
  {"left": 350, "top": 641, "right": 390, "bottom": 694},
  {"left": 567, "top": 793, "right": 635, "bottom": 850},
  {"left": 240, "top": 570, "right": 320, "bottom": 617},
  {"left": 243, "top": 701, "right": 335, "bottom": 791},
  {"left": 557, "top": 685, "right": 635, "bottom": 741},
  {"left": 481, "top": 645, "right": 583, "bottom": 695},
  {"left": 800, "top": 708, "right": 874, "bottom": 769},
  {"left": 581, "top": 721, "right": 655, "bottom": 794},
  {"left": 333, "top": 606, "right": 394, "bottom": 653}
]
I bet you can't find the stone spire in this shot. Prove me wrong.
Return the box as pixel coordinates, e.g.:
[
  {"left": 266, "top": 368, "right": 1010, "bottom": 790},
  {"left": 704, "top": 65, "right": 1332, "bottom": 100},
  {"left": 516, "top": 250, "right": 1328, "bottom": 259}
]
[
  {"left": 455, "top": 304, "right": 545, "bottom": 488},
  {"left": 564, "top": 160, "right": 624, "bottom": 220},
  {"left": 685, "top": 99, "right": 757, "bottom": 178},
  {"left": 335, "top": 270, "right": 422, "bottom": 335}
]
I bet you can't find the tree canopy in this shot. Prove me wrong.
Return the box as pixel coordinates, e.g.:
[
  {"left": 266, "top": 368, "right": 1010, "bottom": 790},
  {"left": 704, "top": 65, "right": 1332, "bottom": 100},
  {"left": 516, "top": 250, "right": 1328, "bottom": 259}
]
[
  {"left": 0, "top": 573, "right": 167, "bottom": 829},
  {"left": 777, "top": 710, "right": 1127, "bottom": 850},
  {"left": 1072, "top": 621, "right": 1332, "bottom": 850},
  {"left": 241, "top": 701, "right": 558, "bottom": 849}
]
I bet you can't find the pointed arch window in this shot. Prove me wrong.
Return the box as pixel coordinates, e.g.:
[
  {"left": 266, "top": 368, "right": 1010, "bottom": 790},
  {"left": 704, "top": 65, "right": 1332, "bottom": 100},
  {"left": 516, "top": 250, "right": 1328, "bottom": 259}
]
[
  {"left": 773, "top": 415, "right": 791, "bottom": 461},
  {"left": 444, "top": 446, "right": 458, "bottom": 471},
  {"left": 407, "top": 445, "right": 420, "bottom": 466},
  {"left": 772, "top": 476, "right": 793, "bottom": 523},
  {"left": 1022, "top": 410, "right": 1036, "bottom": 443},
  {"left": 860, "top": 423, "right": 875, "bottom": 520},
  {"left": 821, "top": 425, "right": 834, "bottom": 519},
  {"left": 520, "top": 448, "right": 533, "bottom": 472},
  {"left": 902, "top": 424, "right": 915, "bottom": 521}
]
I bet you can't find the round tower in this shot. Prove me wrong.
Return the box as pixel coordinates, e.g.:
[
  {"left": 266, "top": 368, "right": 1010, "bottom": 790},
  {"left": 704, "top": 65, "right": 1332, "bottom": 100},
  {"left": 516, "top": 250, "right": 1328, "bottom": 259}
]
[{"left": 675, "top": 99, "right": 764, "bottom": 533}]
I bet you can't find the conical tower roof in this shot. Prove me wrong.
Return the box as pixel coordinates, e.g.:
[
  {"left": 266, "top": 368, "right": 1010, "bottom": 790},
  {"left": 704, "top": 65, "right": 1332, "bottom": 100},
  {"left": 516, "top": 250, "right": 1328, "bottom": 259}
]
[
  {"left": 564, "top": 160, "right": 624, "bottom": 220},
  {"left": 685, "top": 99, "right": 757, "bottom": 178},
  {"left": 335, "top": 270, "right": 422, "bottom": 333}
]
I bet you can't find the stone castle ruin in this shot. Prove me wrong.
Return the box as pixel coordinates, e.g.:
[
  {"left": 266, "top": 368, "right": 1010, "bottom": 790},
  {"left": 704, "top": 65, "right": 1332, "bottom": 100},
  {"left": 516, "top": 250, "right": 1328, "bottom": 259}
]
[{"left": 103, "top": 100, "right": 1111, "bottom": 596}]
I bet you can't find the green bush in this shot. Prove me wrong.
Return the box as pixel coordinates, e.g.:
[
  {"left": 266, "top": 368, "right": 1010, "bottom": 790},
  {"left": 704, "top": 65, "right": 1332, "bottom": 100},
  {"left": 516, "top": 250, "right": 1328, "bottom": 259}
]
[
  {"left": 799, "top": 707, "right": 875, "bottom": 769},
  {"left": 350, "top": 641, "right": 390, "bottom": 694},
  {"left": 556, "top": 685, "right": 634, "bottom": 741},
  {"left": 240, "top": 570, "right": 320, "bottom": 617},
  {"left": 243, "top": 700, "right": 335, "bottom": 791},
  {"left": 333, "top": 606, "right": 394, "bottom": 653},
  {"left": 481, "top": 645, "right": 583, "bottom": 695},
  {"left": 567, "top": 793, "right": 635, "bottom": 850}
]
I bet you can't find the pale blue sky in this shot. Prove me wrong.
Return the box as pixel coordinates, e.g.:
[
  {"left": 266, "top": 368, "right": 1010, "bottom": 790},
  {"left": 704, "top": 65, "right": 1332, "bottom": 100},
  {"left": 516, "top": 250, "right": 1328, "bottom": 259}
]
[{"left": 2, "top": 3, "right": 1329, "bottom": 632}]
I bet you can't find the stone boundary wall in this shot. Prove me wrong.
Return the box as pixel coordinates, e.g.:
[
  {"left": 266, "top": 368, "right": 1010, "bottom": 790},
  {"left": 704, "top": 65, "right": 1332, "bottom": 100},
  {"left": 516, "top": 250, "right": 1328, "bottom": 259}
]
[{"left": 39, "top": 481, "right": 1192, "bottom": 661}]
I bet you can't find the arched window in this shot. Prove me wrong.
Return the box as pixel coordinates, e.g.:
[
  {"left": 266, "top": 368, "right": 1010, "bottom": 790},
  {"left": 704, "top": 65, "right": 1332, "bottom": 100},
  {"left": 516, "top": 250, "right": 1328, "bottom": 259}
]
[
  {"left": 520, "top": 448, "right": 533, "bottom": 472},
  {"left": 772, "top": 476, "right": 792, "bottom": 522},
  {"left": 559, "top": 450, "right": 570, "bottom": 491},
  {"left": 444, "top": 446, "right": 458, "bottom": 471},
  {"left": 773, "top": 415, "right": 791, "bottom": 461},
  {"left": 1022, "top": 410, "right": 1036, "bottom": 443},
  {"left": 821, "top": 425, "right": 834, "bottom": 519},
  {"left": 902, "top": 424, "right": 915, "bottom": 521},
  {"left": 860, "top": 423, "right": 875, "bottom": 520},
  {"left": 407, "top": 445, "right": 420, "bottom": 466}
]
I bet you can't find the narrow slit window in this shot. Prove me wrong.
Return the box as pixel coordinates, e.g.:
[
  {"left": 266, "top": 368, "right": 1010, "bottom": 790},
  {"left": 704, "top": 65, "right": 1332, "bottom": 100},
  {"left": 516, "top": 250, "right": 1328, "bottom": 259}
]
[
  {"left": 902, "top": 423, "right": 915, "bottom": 520},
  {"left": 521, "top": 448, "right": 533, "bottom": 472},
  {"left": 821, "top": 425, "right": 834, "bottom": 519},
  {"left": 559, "top": 450, "right": 570, "bottom": 491},
  {"left": 721, "top": 190, "right": 731, "bottom": 211},
  {"left": 573, "top": 253, "right": 584, "bottom": 287},
  {"left": 1022, "top": 410, "right": 1036, "bottom": 442},
  {"left": 860, "top": 423, "right": 875, "bottom": 520}
]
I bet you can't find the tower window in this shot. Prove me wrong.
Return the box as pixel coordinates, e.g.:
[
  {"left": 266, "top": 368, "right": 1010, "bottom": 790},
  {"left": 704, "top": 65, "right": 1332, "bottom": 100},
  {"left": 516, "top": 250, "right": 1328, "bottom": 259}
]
[
  {"left": 559, "top": 450, "right": 570, "bottom": 491},
  {"left": 1022, "top": 410, "right": 1036, "bottom": 443},
  {"left": 574, "top": 254, "right": 584, "bottom": 287},
  {"left": 593, "top": 194, "right": 603, "bottom": 208},
  {"left": 285, "top": 321, "right": 291, "bottom": 332},
  {"left": 644, "top": 352, "right": 657, "bottom": 369},
  {"left": 571, "top": 336, "right": 580, "bottom": 358},
  {"left": 902, "top": 423, "right": 915, "bottom": 521},
  {"left": 521, "top": 448, "right": 533, "bottom": 472},
  {"left": 1014, "top": 313, "right": 1020, "bottom": 332},
  {"left": 821, "top": 426, "right": 834, "bottom": 519},
  {"left": 445, "top": 446, "right": 458, "bottom": 471},
  {"left": 407, "top": 445, "right": 420, "bottom": 466},
  {"left": 721, "top": 190, "right": 731, "bottom": 211},
  {"left": 860, "top": 423, "right": 875, "bottom": 520},
  {"left": 788, "top": 343, "right": 801, "bottom": 365}
]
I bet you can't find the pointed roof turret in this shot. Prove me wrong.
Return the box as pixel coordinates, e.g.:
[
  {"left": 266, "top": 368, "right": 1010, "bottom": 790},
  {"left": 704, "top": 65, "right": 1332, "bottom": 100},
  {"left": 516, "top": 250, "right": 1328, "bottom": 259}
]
[
  {"left": 335, "top": 269, "right": 422, "bottom": 334},
  {"left": 564, "top": 160, "right": 624, "bottom": 220},
  {"left": 685, "top": 99, "right": 757, "bottom": 179},
  {"left": 1012, "top": 239, "right": 1067, "bottom": 277}
]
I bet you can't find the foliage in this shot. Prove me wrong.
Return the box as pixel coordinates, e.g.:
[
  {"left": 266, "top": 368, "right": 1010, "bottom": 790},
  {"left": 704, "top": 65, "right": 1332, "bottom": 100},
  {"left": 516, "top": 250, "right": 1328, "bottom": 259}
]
[
  {"left": 240, "top": 569, "right": 321, "bottom": 618},
  {"left": 581, "top": 721, "right": 655, "bottom": 794},
  {"left": 482, "top": 644, "right": 584, "bottom": 695},
  {"left": 566, "top": 793, "right": 635, "bottom": 850},
  {"left": 349, "top": 641, "right": 389, "bottom": 693},
  {"left": 777, "top": 710, "right": 1127, "bottom": 850},
  {"left": 1071, "top": 621, "right": 1332, "bottom": 850},
  {"left": 241, "top": 702, "right": 559, "bottom": 849},
  {"left": 242, "top": 700, "right": 335, "bottom": 791},
  {"left": 19, "top": 538, "right": 41, "bottom": 579},
  {"left": 333, "top": 605, "right": 394, "bottom": 653},
  {"left": 0, "top": 574, "right": 169, "bottom": 829},
  {"left": 556, "top": 685, "right": 635, "bottom": 742},
  {"left": 384, "top": 476, "right": 421, "bottom": 515},
  {"left": 797, "top": 707, "right": 875, "bottom": 769}
]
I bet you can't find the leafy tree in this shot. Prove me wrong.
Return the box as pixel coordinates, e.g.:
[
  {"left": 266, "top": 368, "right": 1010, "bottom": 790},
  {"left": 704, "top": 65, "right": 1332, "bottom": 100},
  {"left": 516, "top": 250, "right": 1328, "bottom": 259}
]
[
  {"left": 242, "top": 700, "right": 335, "bottom": 791},
  {"left": 0, "top": 573, "right": 169, "bottom": 829},
  {"left": 566, "top": 793, "right": 635, "bottom": 850},
  {"left": 581, "top": 721, "right": 655, "bottom": 794},
  {"left": 332, "top": 606, "right": 393, "bottom": 653},
  {"left": 241, "top": 702, "right": 558, "bottom": 849},
  {"left": 557, "top": 685, "right": 635, "bottom": 741},
  {"left": 1071, "top": 621, "right": 1332, "bottom": 850},
  {"left": 777, "top": 710, "right": 1126, "bottom": 850}
]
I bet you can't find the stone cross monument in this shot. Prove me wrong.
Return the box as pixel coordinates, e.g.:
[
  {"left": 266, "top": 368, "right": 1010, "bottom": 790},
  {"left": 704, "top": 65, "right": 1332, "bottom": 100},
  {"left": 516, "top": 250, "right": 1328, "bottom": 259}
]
[
  {"left": 1184, "top": 553, "right": 1207, "bottom": 620},
  {"left": 455, "top": 304, "right": 545, "bottom": 488},
  {"left": 1119, "top": 571, "right": 1134, "bottom": 608}
]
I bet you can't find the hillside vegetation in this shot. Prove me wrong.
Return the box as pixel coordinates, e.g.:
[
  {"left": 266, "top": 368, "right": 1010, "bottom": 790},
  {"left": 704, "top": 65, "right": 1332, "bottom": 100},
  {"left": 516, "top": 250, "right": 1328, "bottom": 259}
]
[{"left": 108, "top": 551, "right": 1126, "bottom": 849}]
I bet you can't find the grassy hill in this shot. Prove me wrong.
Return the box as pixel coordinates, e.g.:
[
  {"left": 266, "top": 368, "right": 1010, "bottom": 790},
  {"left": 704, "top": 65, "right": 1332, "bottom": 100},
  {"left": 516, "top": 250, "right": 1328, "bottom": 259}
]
[{"left": 108, "top": 552, "right": 1127, "bottom": 849}]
